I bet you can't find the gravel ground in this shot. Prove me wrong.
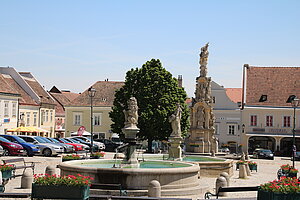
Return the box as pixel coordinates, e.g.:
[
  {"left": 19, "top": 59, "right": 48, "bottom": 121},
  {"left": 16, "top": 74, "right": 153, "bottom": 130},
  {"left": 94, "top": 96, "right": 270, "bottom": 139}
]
[{"left": 1, "top": 153, "right": 296, "bottom": 199}]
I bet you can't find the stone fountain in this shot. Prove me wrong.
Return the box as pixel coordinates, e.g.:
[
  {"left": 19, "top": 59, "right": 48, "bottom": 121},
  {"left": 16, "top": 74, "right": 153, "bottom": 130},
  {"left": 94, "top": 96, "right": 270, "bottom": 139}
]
[{"left": 59, "top": 97, "right": 205, "bottom": 197}]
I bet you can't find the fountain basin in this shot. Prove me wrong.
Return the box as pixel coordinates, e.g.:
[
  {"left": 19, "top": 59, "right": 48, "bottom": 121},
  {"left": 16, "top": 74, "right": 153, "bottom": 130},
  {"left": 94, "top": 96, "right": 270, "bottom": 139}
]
[{"left": 58, "top": 159, "right": 204, "bottom": 197}]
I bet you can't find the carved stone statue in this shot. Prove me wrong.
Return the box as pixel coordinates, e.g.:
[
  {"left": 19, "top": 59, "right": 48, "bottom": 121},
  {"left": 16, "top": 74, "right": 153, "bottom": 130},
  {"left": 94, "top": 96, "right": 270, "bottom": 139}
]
[
  {"left": 197, "top": 107, "right": 205, "bottom": 128},
  {"left": 205, "top": 81, "right": 212, "bottom": 102},
  {"left": 124, "top": 97, "right": 138, "bottom": 128},
  {"left": 169, "top": 103, "right": 182, "bottom": 137},
  {"left": 209, "top": 110, "right": 215, "bottom": 129},
  {"left": 200, "top": 43, "right": 209, "bottom": 66}
]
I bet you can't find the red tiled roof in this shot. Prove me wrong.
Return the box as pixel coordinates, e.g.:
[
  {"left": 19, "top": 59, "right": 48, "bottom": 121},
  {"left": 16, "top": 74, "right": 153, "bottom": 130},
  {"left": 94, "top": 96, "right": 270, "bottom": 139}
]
[
  {"left": 68, "top": 81, "right": 124, "bottom": 107},
  {"left": 62, "top": 91, "right": 80, "bottom": 102},
  {"left": 19, "top": 72, "right": 56, "bottom": 105},
  {"left": 2, "top": 74, "right": 38, "bottom": 105},
  {"left": 246, "top": 66, "right": 300, "bottom": 107},
  {"left": 225, "top": 88, "right": 242, "bottom": 103},
  {"left": 0, "top": 74, "right": 20, "bottom": 95}
]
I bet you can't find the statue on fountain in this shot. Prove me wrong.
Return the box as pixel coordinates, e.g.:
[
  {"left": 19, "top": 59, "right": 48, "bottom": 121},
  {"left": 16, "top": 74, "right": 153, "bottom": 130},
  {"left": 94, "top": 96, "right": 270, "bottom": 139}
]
[
  {"left": 169, "top": 103, "right": 182, "bottom": 137},
  {"left": 124, "top": 97, "right": 138, "bottom": 129}
]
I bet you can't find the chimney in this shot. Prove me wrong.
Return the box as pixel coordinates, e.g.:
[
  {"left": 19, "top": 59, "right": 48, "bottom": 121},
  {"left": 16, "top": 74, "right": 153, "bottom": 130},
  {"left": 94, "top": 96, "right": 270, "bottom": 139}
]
[{"left": 178, "top": 75, "right": 183, "bottom": 88}]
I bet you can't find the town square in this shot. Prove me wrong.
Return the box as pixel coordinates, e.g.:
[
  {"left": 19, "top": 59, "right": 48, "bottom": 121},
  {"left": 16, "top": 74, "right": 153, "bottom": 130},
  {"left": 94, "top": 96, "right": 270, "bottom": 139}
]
[{"left": 1, "top": 1, "right": 300, "bottom": 200}]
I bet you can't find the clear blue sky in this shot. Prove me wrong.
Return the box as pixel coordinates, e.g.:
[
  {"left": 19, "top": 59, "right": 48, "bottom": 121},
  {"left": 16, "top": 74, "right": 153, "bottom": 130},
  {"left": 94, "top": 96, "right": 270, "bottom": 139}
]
[{"left": 1, "top": 0, "right": 300, "bottom": 97}]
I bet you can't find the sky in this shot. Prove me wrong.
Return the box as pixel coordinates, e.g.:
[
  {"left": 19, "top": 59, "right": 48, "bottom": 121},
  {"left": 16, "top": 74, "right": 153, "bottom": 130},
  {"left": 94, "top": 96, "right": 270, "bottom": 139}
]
[{"left": 1, "top": 0, "right": 300, "bottom": 97}]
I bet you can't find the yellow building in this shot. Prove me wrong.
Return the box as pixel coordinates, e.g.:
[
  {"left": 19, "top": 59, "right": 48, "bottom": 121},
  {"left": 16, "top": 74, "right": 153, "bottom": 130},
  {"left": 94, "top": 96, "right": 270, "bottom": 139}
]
[
  {"left": 0, "top": 74, "right": 20, "bottom": 133},
  {"left": 0, "top": 67, "right": 56, "bottom": 137},
  {"left": 65, "top": 81, "right": 124, "bottom": 139}
]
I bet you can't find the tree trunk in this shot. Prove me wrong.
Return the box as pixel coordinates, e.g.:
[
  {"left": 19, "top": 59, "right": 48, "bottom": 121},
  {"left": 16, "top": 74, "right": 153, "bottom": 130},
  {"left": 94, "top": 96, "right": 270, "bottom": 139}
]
[{"left": 147, "top": 139, "right": 153, "bottom": 153}]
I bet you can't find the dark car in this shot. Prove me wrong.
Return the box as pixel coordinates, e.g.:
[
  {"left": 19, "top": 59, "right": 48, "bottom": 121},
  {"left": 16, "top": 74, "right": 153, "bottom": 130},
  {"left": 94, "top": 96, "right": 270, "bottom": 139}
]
[
  {"left": 68, "top": 137, "right": 98, "bottom": 152},
  {"left": 96, "top": 139, "right": 121, "bottom": 152},
  {"left": 2, "top": 135, "right": 40, "bottom": 156},
  {"left": 0, "top": 136, "right": 24, "bottom": 156},
  {"left": 253, "top": 149, "right": 274, "bottom": 160},
  {"left": 292, "top": 151, "right": 300, "bottom": 161}
]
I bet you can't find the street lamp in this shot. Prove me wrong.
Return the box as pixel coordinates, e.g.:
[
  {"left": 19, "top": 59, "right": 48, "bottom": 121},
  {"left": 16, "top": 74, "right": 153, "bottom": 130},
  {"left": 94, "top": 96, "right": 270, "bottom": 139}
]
[
  {"left": 88, "top": 87, "right": 96, "bottom": 153},
  {"left": 287, "top": 95, "right": 300, "bottom": 168}
]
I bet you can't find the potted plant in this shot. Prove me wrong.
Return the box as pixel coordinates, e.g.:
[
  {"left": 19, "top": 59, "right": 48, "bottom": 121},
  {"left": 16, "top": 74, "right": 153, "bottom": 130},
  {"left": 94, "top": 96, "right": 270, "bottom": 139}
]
[
  {"left": 248, "top": 161, "right": 258, "bottom": 172},
  {"left": 236, "top": 160, "right": 247, "bottom": 170},
  {"left": 278, "top": 164, "right": 298, "bottom": 179},
  {"left": 90, "top": 151, "right": 105, "bottom": 159},
  {"left": 62, "top": 154, "right": 82, "bottom": 162},
  {"left": 0, "top": 164, "right": 14, "bottom": 179},
  {"left": 32, "top": 174, "right": 93, "bottom": 200},
  {"left": 258, "top": 176, "right": 300, "bottom": 200}
]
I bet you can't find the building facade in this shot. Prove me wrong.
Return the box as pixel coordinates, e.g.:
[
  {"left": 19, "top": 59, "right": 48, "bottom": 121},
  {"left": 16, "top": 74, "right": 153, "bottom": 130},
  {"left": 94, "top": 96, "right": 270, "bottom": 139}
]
[
  {"left": 65, "top": 81, "right": 124, "bottom": 139},
  {"left": 0, "top": 67, "right": 56, "bottom": 137},
  {"left": 212, "top": 82, "right": 242, "bottom": 153},
  {"left": 241, "top": 66, "right": 300, "bottom": 156}
]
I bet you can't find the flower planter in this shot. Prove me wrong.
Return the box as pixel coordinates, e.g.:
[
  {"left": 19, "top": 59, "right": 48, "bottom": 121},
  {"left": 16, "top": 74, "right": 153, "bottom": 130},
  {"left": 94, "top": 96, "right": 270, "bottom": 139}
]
[
  {"left": 90, "top": 156, "right": 104, "bottom": 159},
  {"left": 249, "top": 165, "right": 258, "bottom": 172},
  {"left": 258, "top": 189, "right": 300, "bottom": 200},
  {"left": 31, "top": 184, "right": 90, "bottom": 200},
  {"left": 288, "top": 172, "right": 297, "bottom": 178},
  {"left": 62, "top": 158, "right": 82, "bottom": 162},
  {"left": 1, "top": 170, "right": 13, "bottom": 179}
]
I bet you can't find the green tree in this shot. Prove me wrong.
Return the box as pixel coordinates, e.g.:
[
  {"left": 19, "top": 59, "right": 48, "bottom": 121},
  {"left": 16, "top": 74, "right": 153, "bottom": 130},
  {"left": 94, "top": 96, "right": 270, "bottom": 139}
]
[{"left": 109, "top": 59, "right": 190, "bottom": 151}]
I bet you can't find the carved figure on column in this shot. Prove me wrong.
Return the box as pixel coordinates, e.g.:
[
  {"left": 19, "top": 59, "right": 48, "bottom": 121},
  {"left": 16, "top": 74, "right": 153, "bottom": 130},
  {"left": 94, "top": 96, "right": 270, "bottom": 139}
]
[
  {"left": 205, "top": 81, "right": 212, "bottom": 102},
  {"left": 169, "top": 103, "right": 182, "bottom": 137},
  {"left": 200, "top": 43, "right": 209, "bottom": 66},
  {"left": 124, "top": 97, "right": 139, "bottom": 128},
  {"left": 209, "top": 110, "right": 215, "bottom": 129},
  {"left": 197, "top": 107, "right": 205, "bottom": 129}
]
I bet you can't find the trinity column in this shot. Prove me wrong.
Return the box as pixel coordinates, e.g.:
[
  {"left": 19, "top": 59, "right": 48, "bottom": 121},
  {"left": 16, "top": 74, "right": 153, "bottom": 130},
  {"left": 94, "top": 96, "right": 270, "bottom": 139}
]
[{"left": 187, "top": 43, "right": 218, "bottom": 154}]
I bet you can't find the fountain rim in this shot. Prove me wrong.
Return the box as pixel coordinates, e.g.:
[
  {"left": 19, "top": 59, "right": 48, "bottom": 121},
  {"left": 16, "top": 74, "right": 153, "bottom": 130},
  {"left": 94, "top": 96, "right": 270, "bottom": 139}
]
[{"left": 58, "top": 159, "right": 200, "bottom": 174}]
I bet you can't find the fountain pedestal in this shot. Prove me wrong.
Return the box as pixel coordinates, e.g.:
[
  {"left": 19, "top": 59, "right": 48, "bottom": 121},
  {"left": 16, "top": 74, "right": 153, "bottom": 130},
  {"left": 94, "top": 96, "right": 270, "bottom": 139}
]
[
  {"left": 122, "top": 126, "right": 140, "bottom": 167},
  {"left": 168, "top": 136, "right": 183, "bottom": 160}
]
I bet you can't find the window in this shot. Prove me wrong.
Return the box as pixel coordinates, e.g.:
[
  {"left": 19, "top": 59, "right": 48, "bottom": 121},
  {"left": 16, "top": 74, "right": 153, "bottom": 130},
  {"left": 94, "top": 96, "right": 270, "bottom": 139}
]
[
  {"left": 93, "top": 113, "right": 102, "bottom": 126},
  {"left": 250, "top": 115, "right": 257, "bottom": 126},
  {"left": 45, "top": 110, "right": 49, "bottom": 122},
  {"left": 228, "top": 125, "right": 236, "bottom": 135},
  {"left": 73, "top": 113, "right": 82, "bottom": 126},
  {"left": 41, "top": 111, "right": 45, "bottom": 125},
  {"left": 4, "top": 101, "right": 9, "bottom": 117},
  {"left": 50, "top": 111, "right": 53, "bottom": 122},
  {"left": 26, "top": 112, "right": 30, "bottom": 126},
  {"left": 12, "top": 103, "right": 17, "bottom": 117},
  {"left": 33, "top": 112, "right": 37, "bottom": 126},
  {"left": 283, "top": 116, "right": 291, "bottom": 127},
  {"left": 266, "top": 115, "right": 273, "bottom": 127}
]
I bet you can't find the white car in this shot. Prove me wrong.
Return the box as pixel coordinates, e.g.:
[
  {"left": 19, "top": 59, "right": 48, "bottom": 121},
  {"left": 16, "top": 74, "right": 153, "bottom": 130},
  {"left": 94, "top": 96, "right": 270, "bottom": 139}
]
[{"left": 71, "top": 136, "right": 105, "bottom": 150}]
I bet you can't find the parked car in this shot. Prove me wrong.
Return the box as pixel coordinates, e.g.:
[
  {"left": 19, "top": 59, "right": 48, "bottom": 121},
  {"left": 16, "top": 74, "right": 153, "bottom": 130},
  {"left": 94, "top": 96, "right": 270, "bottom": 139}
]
[
  {"left": 64, "top": 138, "right": 90, "bottom": 151},
  {"left": 0, "top": 145, "right": 4, "bottom": 156},
  {"left": 292, "top": 151, "right": 300, "bottom": 161},
  {"left": 96, "top": 139, "right": 120, "bottom": 152},
  {"left": 71, "top": 136, "right": 105, "bottom": 150},
  {"left": 19, "top": 135, "right": 64, "bottom": 157},
  {"left": 253, "top": 149, "right": 274, "bottom": 160},
  {"left": 56, "top": 138, "right": 84, "bottom": 151},
  {"left": 219, "top": 147, "right": 230, "bottom": 154},
  {"left": 45, "top": 137, "right": 74, "bottom": 153},
  {"left": 68, "top": 137, "right": 99, "bottom": 151},
  {"left": 2, "top": 135, "right": 40, "bottom": 156},
  {"left": 0, "top": 136, "right": 24, "bottom": 156}
]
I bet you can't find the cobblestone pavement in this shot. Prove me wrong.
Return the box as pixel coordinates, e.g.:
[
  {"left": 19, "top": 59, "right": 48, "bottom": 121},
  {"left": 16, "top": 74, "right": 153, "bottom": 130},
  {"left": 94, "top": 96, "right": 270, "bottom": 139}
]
[{"left": 1, "top": 153, "right": 296, "bottom": 199}]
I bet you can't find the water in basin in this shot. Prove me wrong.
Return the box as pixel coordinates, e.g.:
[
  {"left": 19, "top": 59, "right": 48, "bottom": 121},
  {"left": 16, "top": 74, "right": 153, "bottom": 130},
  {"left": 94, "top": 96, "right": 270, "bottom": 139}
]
[{"left": 77, "top": 160, "right": 192, "bottom": 168}]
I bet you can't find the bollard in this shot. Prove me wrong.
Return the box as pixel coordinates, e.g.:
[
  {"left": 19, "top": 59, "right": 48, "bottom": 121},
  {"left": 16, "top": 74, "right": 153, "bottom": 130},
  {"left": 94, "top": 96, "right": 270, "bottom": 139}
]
[
  {"left": 216, "top": 176, "right": 227, "bottom": 197},
  {"left": 21, "top": 171, "right": 33, "bottom": 189},
  {"left": 148, "top": 180, "right": 161, "bottom": 197},
  {"left": 239, "top": 164, "right": 247, "bottom": 179},
  {"left": 245, "top": 163, "right": 251, "bottom": 176},
  {"left": 220, "top": 172, "right": 230, "bottom": 186},
  {"left": 45, "top": 165, "right": 56, "bottom": 176}
]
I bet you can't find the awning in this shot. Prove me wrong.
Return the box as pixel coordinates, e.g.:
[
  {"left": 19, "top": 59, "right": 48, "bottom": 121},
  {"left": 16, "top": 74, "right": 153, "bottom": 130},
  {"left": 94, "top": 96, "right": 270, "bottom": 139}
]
[{"left": 7, "top": 126, "right": 49, "bottom": 133}]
